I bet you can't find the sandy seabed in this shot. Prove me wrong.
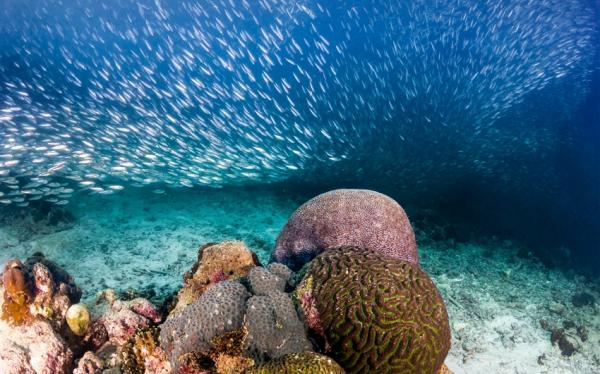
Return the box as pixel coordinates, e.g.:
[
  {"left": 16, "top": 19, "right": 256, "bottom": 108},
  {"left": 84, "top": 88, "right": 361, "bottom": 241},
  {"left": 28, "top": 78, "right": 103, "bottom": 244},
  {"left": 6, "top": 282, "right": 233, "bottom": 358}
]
[{"left": 0, "top": 187, "right": 598, "bottom": 374}]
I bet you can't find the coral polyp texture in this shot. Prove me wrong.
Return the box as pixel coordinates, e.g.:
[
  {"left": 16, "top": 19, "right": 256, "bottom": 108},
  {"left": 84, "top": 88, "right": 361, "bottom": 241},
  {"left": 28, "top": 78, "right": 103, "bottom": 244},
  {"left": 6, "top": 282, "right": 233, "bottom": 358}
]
[
  {"left": 243, "top": 291, "right": 312, "bottom": 362},
  {"left": 159, "top": 280, "right": 251, "bottom": 372},
  {"left": 297, "top": 247, "right": 450, "bottom": 374},
  {"left": 246, "top": 352, "right": 346, "bottom": 373},
  {"left": 270, "top": 189, "right": 418, "bottom": 271}
]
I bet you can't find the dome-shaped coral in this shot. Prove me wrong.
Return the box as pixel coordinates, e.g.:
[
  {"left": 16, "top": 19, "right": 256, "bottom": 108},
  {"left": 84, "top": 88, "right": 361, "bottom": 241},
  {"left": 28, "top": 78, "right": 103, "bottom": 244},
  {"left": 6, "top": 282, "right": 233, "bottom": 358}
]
[
  {"left": 159, "top": 280, "right": 250, "bottom": 372},
  {"left": 296, "top": 247, "right": 450, "bottom": 374},
  {"left": 66, "top": 303, "right": 90, "bottom": 336},
  {"left": 270, "top": 189, "right": 418, "bottom": 271},
  {"left": 246, "top": 352, "right": 346, "bottom": 373}
]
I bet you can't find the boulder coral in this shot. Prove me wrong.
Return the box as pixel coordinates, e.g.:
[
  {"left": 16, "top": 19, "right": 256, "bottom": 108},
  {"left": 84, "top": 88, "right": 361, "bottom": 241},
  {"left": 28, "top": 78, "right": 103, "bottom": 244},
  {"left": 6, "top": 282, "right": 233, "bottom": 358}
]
[
  {"left": 270, "top": 189, "right": 418, "bottom": 271},
  {"left": 296, "top": 247, "right": 450, "bottom": 374},
  {"left": 159, "top": 280, "right": 251, "bottom": 372},
  {"left": 159, "top": 260, "right": 312, "bottom": 372},
  {"left": 243, "top": 291, "right": 312, "bottom": 363}
]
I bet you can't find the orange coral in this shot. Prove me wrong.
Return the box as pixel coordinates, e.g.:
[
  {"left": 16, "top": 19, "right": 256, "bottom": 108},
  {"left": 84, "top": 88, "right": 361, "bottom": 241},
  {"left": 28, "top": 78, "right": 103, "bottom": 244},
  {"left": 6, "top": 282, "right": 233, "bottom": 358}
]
[
  {"left": 120, "top": 326, "right": 160, "bottom": 374},
  {"left": 170, "top": 241, "right": 259, "bottom": 316},
  {"left": 1, "top": 259, "right": 33, "bottom": 325}
]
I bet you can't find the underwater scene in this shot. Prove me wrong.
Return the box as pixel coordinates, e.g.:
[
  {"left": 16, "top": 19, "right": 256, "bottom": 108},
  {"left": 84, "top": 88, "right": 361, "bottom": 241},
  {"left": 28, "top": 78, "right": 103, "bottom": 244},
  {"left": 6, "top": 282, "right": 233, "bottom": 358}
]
[{"left": 1, "top": 0, "right": 599, "bottom": 373}]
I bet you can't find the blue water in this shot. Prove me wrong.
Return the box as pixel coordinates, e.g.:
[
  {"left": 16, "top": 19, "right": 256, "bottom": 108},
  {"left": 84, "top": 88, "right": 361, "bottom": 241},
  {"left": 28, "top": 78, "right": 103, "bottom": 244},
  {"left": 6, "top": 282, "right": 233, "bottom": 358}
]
[{"left": 2, "top": 0, "right": 598, "bottom": 275}]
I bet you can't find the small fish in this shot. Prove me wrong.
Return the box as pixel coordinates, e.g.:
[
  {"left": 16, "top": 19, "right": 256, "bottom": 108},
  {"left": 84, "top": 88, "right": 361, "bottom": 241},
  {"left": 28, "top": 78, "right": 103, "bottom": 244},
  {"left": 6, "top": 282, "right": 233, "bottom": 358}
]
[{"left": 0, "top": 0, "right": 595, "bottom": 206}]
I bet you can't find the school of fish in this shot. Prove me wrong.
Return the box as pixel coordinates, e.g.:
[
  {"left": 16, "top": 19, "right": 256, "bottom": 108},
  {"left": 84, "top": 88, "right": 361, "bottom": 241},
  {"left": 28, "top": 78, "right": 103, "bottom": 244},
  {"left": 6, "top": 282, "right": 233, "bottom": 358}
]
[{"left": 0, "top": 0, "right": 597, "bottom": 206}]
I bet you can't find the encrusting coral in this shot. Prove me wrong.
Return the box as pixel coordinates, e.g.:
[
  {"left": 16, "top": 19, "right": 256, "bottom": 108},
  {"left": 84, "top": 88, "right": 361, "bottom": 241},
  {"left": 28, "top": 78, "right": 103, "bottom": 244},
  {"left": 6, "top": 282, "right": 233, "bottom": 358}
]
[
  {"left": 1, "top": 259, "right": 33, "bottom": 325},
  {"left": 245, "top": 352, "right": 346, "bottom": 373},
  {"left": 244, "top": 265, "right": 312, "bottom": 362},
  {"left": 271, "top": 189, "right": 418, "bottom": 271},
  {"left": 296, "top": 246, "right": 451, "bottom": 374},
  {"left": 0, "top": 317, "right": 74, "bottom": 373},
  {"left": 169, "top": 241, "right": 260, "bottom": 317},
  {"left": 119, "top": 326, "right": 168, "bottom": 374},
  {"left": 0, "top": 254, "right": 84, "bottom": 373},
  {"left": 96, "top": 297, "right": 162, "bottom": 346},
  {"left": 73, "top": 351, "right": 104, "bottom": 374}
]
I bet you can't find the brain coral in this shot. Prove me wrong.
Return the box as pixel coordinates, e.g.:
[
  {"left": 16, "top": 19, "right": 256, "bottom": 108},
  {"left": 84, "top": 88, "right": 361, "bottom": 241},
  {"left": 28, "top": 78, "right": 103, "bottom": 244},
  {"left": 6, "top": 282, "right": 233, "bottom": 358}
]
[
  {"left": 297, "top": 247, "right": 450, "bottom": 374},
  {"left": 270, "top": 189, "right": 418, "bottom": 271},
  {"left": 246, "top": 352, "right": 346, "bottom": 373}
]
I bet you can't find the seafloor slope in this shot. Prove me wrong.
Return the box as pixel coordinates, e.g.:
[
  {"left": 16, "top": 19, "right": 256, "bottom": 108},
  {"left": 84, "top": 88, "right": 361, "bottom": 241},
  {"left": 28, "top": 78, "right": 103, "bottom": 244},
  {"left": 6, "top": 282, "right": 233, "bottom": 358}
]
[{"left": 0, "top": 187, "right": 598, "bottom": 373}]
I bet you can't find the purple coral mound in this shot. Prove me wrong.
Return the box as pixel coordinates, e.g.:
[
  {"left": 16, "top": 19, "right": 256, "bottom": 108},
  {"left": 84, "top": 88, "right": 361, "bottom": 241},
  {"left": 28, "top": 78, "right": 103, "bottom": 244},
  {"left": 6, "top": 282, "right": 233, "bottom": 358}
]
[
  {"left": 159, "top": 280, "right": 250, "bottom": 372},
  {"left": 271, "top": 189, "right": 418, "bottom": 270}
]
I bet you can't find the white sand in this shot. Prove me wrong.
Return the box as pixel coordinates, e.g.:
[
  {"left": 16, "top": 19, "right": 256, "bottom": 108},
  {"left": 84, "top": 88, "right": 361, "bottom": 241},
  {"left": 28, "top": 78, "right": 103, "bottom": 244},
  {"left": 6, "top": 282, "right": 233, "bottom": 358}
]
[{"left": 0, "top": 187, "right": 598, "bottom": 373}]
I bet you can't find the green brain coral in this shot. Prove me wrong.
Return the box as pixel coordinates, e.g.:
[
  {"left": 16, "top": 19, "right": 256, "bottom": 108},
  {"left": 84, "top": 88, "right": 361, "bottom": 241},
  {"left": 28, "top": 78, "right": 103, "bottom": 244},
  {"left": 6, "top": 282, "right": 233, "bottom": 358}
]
[
  {"left": 297, "top": 247, "right": 450, "bottom": 374},
  {"left": 246, "top": 352, "right": 345, "bottom": 373}
]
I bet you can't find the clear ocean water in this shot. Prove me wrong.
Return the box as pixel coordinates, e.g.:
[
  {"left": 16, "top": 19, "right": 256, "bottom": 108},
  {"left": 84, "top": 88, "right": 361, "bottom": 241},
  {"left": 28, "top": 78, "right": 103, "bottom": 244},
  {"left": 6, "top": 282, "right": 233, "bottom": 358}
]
[{"left": 0, "top": 1, "right": 599, "bottom": 373}]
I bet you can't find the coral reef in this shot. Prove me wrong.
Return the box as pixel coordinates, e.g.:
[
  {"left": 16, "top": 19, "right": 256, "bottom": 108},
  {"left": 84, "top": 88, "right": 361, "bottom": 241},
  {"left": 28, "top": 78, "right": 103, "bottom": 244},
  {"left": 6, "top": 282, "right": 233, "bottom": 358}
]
[
  {"left": 0, "top": 255, "right": 84, "bottom": 373},
  {"left": 244, "top": 291, "right": 312, "bottom": 362},
  {"left": 1, "top": 259, "right": 33, "bottom": 325},
  {"left": 159, "top": 280, "right": 251, "bottom": 371},
  {"left": 97, "top": 298, "right": 162, "bottom": 346},
  {"left": 160, "top": 256, "right": 312, "bottom": 371},
  {"left": 271, "top": 189, "right": 418, "bottom": 271},
  {"left": 169, "top": 241, "right": 259, "bottom": 317},
  {"left": 0, "top": 319, "right": 74, "bottom": 374},
  {"left": 297, "top": 247, "right": 450, "bottom": 374},
  {"left": 119, "top": 326, "right": 170, "bottom": 374},
  {"left": 246, "top": 352, "right": 346, "bottom": 373},
  {"left": 73, "top": 351, "right": 104, "bottom": 374}
]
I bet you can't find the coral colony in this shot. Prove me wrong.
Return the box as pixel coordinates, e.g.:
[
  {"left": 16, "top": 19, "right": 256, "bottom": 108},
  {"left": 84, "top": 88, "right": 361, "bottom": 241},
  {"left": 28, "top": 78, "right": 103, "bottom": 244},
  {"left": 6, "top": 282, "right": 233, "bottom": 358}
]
[{"left": 0, "top": 190, "right": 453, "bottom": 373}]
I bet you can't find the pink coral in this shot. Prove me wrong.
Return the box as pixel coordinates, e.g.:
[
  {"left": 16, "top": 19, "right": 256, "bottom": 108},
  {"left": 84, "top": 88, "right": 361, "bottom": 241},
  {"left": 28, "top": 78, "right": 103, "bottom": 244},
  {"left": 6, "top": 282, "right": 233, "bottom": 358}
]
[
  {"left": 0, "top": 319, "right": 73, "bottom": 374},
  {"left": 143, "top": 346, "right": 171, "bottom": 374},
  {"left": 73, "top": 351, "right": 104, "bottom": 374},
  {"left": 209, "top": 269, "right": 229, "bottom": 284},
  {"left": 98, "top": 298, "right": 161, "bottom": 346},
  {"left": 271, "top": 189, "right": 418, "bottom": 270}
]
